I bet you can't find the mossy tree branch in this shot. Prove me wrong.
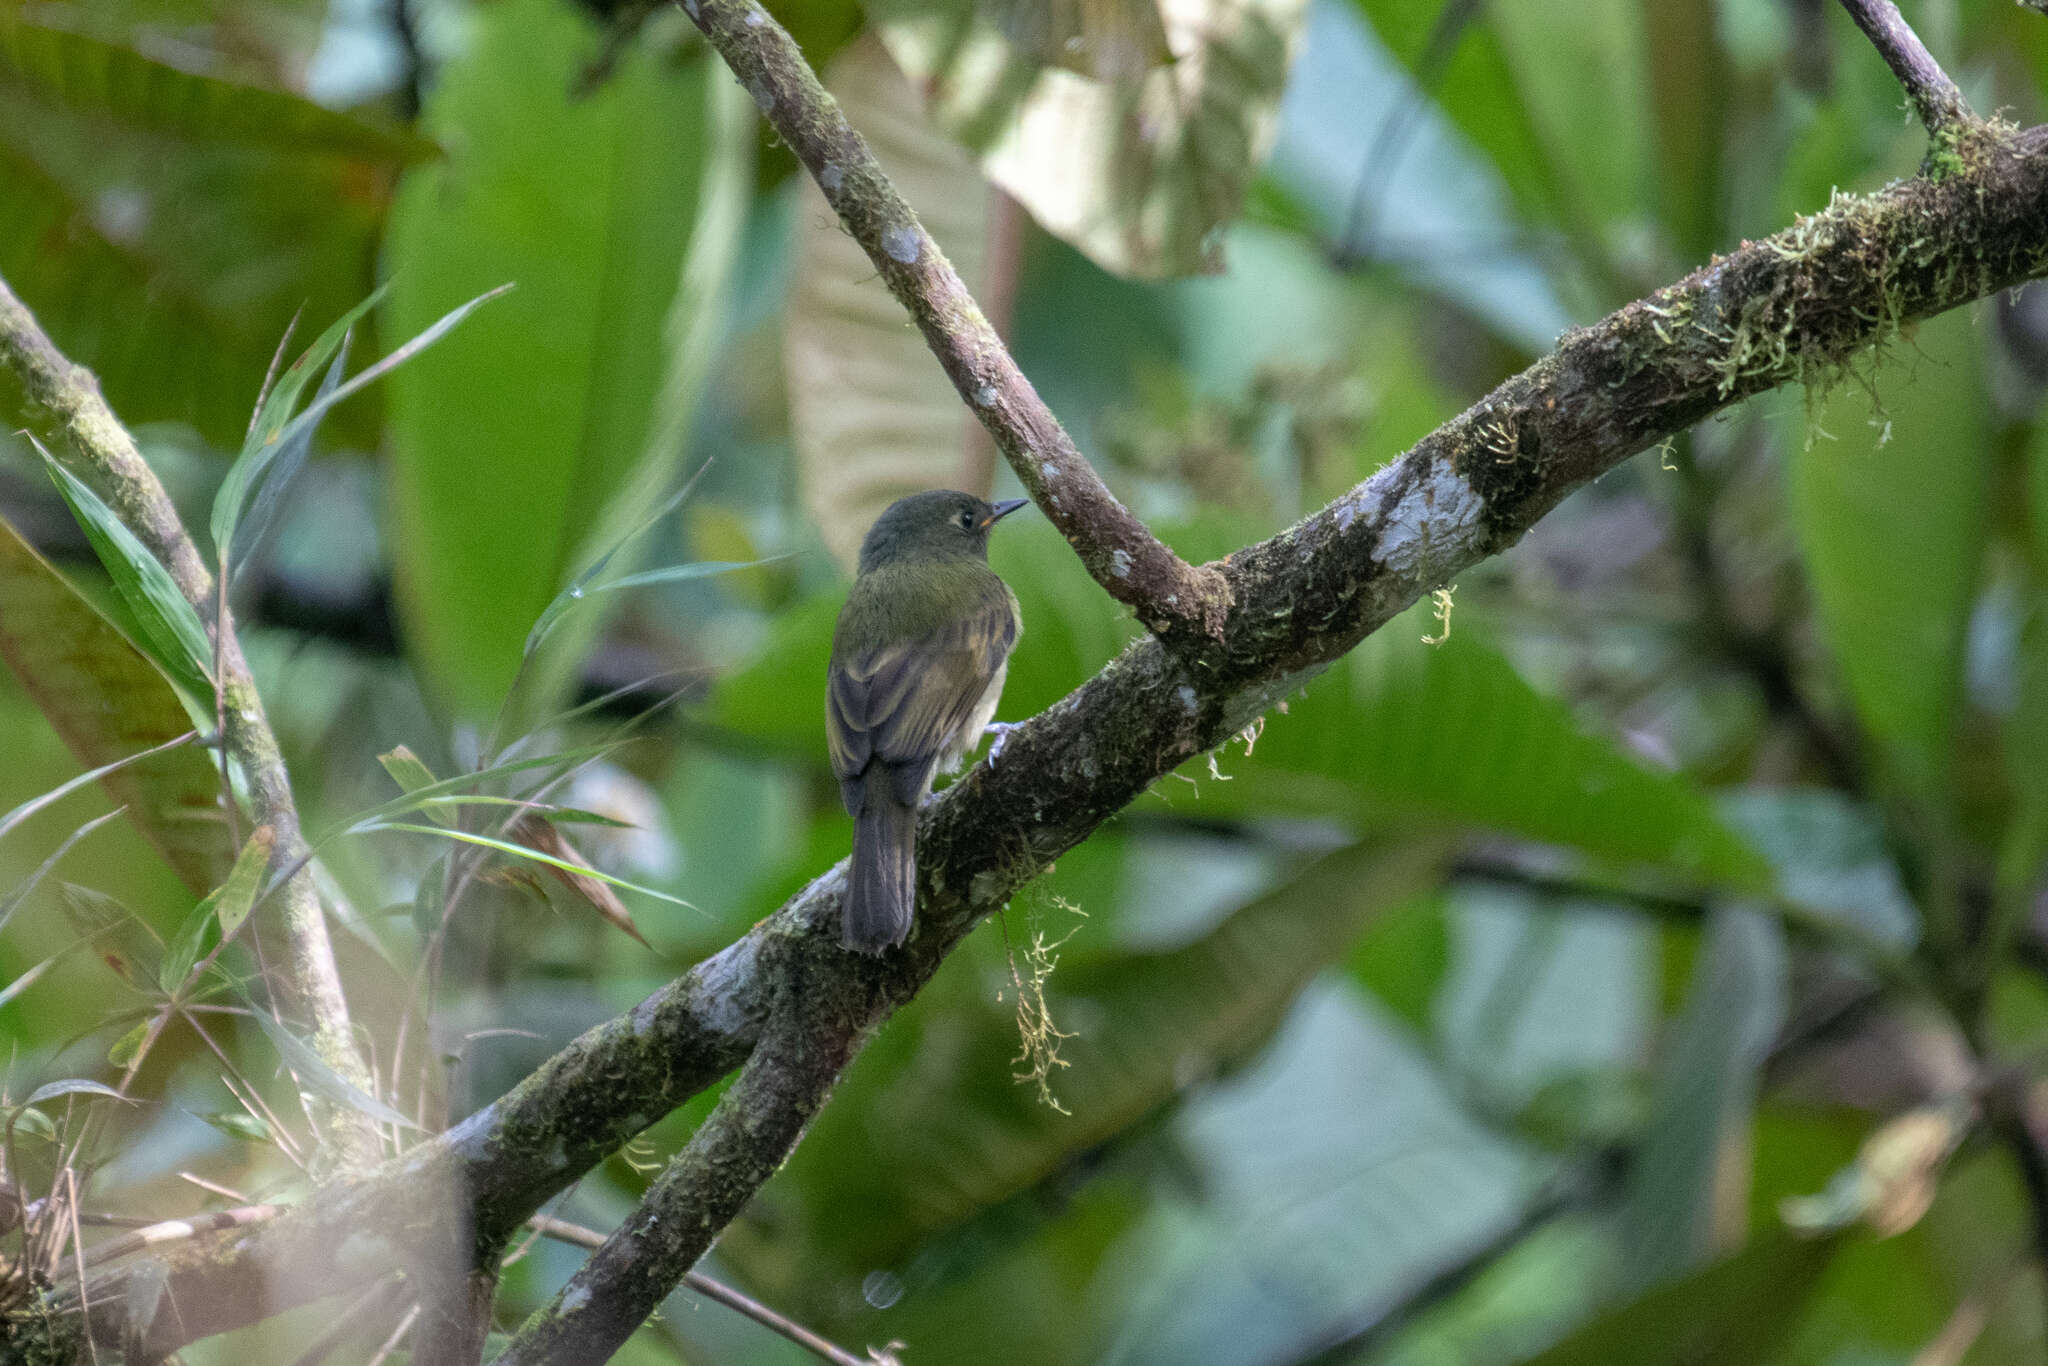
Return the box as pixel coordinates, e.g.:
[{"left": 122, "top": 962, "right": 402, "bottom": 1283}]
[
  {"left": 15, "top": 62, "right": 2048, "bottom": 1366},
  {"left": 0, "top": 279, "right": 382, "bottom": 1171},
  {"left": 671, "top": 0, "right": 1234, "bottom": 641}
]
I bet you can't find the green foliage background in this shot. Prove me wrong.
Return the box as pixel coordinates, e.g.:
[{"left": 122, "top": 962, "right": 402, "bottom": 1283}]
[{"left": 2, "top": 0, "right": 2048, "bottom": 1362}]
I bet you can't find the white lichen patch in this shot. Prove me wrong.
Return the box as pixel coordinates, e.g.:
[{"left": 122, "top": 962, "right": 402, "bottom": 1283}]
[
  {"left": 881, "top": 225, "right": 921, "bottom": 264},
  {"left": 1369, "top": 464, "right": 1485, "bottom": 585},
  {"left": 975, "top": 383, "right": 998, "bottom": 406},
  {"left": 561, "top": 1285, "right": 591, "bottom": 1313},
  {"left": 1040, "top": 461, "right": 1058, "bottom": 480},
  {"left": 1175, "top": 685, "right": 1198, "bottom": 714},
  {"left": 819, "top": 163, "right": 843, "bottom": 194},
  {"left": 1110, "top": 548, "right": 1132, "bottom": 578},
  {"left": 744, "top": 5, "right": 765, "bottom": 22}
]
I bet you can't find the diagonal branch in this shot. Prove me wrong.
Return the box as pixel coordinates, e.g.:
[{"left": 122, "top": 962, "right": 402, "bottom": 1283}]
[
  {"left": 671, "top": 0, "right": 1233, "bottom": 640},
  {"left": 0, "top": 280, "right": 382, "bottom": 1170},
  {"left": 25, "top": 105, "right": 2048, "bottom": 1366},
  {"left": 1837, "top": 0, "right": 1973, "bottom": 136}
]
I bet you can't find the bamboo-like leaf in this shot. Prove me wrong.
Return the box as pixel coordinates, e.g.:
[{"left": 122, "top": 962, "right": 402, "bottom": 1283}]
[
  {"left": 355, "top": 822, "right": 693, "bottom": 911},
  {"left": 159, "top": 825, "right": 274, "bottom": 994},
  {"left": 212, "top": 288, "right": 381, "bottom": 565},
  {"left": 209, "top": 825, "right": 273, "bottom": 948},
  {"left": 190, "top": 1109, "right": 272, "bottom": 1144},
  {"left": 0, "top": 808, "right": 125, "bottom": 938},
  {"left": 0, "top": 734, "right": 194, "bottom": 845},
  {"left": 0, "top": 957, "right": 57, "bottom": 1011},
  {"left": 31, "top": 437, "right": 214, "bottom": 705},
  {"left": 508, "top": 815, "right": 651, "bottom": 947},
  {"left": 248, "top": 1011, "right": 419, "bottom": 1130},
  {"left": 60, "top": 883, "right": 156, "bottom": 987},
  {"left": 328, "top": 743, "right": 625, "bottom": 841},
  {"left": 523, "top": 558, "right": 776, "bottom": 659},
  {"left": 377, "top": 745, "right": 450, "bottom": 828},
  {"left": 257, "top": 285, "right": 511, "bottom": 504},
  {"left": 19, "top": 1078, "right": 130, "bottom": 1110},
  {"left": 0, "top": 515, "right": 223, "bottom": 892}
]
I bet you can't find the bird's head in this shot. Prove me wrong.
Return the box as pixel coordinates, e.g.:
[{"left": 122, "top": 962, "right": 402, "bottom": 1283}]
[{"left": 856, "top": 489, "right": 1030, "bottom": 573}]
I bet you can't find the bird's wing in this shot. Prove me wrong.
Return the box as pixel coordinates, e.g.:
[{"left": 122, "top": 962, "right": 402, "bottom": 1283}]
[{"left": 827, "top": 585, "right": 1019, "bottom": 809}]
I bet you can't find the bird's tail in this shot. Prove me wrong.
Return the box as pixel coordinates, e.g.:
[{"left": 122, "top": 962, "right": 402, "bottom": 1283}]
[{"left": 844, "top": 788, "right": 917, "bottom": 953}]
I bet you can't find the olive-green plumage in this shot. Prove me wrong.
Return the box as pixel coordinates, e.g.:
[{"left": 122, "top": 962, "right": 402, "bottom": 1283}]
[{"left": 828, "top": 490, "right": 1027, "bottom": 953}]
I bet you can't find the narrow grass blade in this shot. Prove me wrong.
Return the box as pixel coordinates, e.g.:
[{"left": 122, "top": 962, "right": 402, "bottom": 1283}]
[
  {"left": 359, "top": 821, "right": 693, "bottom": 910},
  {"left": 32, "top": 438, "right": 214, "bottom": 704}
]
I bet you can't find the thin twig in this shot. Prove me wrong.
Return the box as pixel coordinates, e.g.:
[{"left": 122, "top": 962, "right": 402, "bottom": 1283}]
[
  {"left": 286, "top": 1276, "right": 411, "bottom": 1366},
  {"left": 363, "top": 1303, "right": 421, "bottom": 1366},
  {"left": 671, "top": 0, "right": 1232, "bottom": 640},
  {"left": 1836, "top": 0, "right": 1974, "bottom": 134}
]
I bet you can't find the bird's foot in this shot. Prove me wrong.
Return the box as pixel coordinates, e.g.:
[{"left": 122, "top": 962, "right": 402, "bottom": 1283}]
[{"left": 983, "top": 721, "right": 1023, "bottom": 764}]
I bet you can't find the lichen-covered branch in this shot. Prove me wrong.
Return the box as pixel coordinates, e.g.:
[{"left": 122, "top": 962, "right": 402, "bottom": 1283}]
[
  {"left": 19, "top": 110, "right": 2048, "bottom": 1366},
  {"left": 1837, "top": 0, "right": 1973, "bottom": 135},
  {"left": 672, "top": 0, "right": 1233, "bottom": 640},
  {"left": 0, "top": 278, "right": 381, "bottom": 1171}
]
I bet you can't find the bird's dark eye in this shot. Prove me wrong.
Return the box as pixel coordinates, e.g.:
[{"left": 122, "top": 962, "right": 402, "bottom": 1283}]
[{"left": 958, "top": 510, "right": 975, "bottom": 530}]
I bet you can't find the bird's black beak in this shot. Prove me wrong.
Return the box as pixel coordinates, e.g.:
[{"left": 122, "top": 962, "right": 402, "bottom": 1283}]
[{"left": 981, "top": 498, "right": 1030, "bottom": 529}]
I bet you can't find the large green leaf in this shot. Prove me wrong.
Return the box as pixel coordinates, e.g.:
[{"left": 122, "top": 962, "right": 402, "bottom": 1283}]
[
  {"left": 787, "top": 35, "right": 991, "bottom": 568},
  {"left": 1485, "top": 0, "right": 1655, "bottom": 240},
  {"left": 0, "top": 515, "right": 224, "bottom": 894},
  {"left": 1515, "top": 1230, "right": 1837, "bottom": 1366},
  {"left": 1790, "top": 307, "right": 1993, "bottom": 800},
  {"left": 1190, "top": 603, "right": 1771, "bottom": 892},
  {"left": 1349, "top": 0, "right": 1567, "bottom": 233},
  {"left": 728, "top": 834, "right": 1451, "bottom": 1283},
  {"left": 0, "top": 13, "right": 429, "bottom": 160},
  {"left": 867, "top": 0, "right": 1307, "bottom": 278},
  {"left": 0, "top": 18, "right": 408, "bottom": 444},
  {"left": 1616, "top": 907, "right": 1786, "bottom": 1293},
  {"left": 384, "top": 0, "right": 721, "bottom": 715}
]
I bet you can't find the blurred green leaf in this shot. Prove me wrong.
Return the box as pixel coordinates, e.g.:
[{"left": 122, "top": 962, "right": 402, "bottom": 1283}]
[
  {"left": 208, "top": 823, "right": 273, "bottom": 950},
  {"left": 1191, "top": 602, "right": 1771, "bottom": 892},
  {"left": 106, "top": 1017, "right": 150, "bottom": 1067},
  {"left": 742, "top": 833, "right": 1451, "bottom": 1275},
  {"left": 1618, "top": 907, "right": 1786, "bottom": 1293},
  {"left": 788, "top": 34, "right": 991, "bottom": 568},
  {"left": 32, "top": 438, "right": 215, "bottom": 707},
  {"left": 61, "top": 881, "right": 158, "bottom": 986},
  {"left": 0, "top": 21, "right": 407, "bottom": 443},
  {"left": 1350, "top": 0, "right": 1567, "bottom": 231},
  {"left": 1790, "top": 308, "right": 1992, "bottom": 800},
  {"left": 385, "top": 0, "right": 721, "bottom": 714},
  {"left": 0, "top": 13, "right": 431, "bottom": 161},
  {"left": 1486, "top": 0, "right": 1655, "bottom": 245},
  {"left": 1516, "top": 1230, "right": 1836, "bottom": 1366},
  {"left": 982, "top": 0, "right": 1172, "bottom": 80},
  {"left": 1343, "top": 888, "right": 1448, "bottom": 1033},
  {"left": 191, "top": 1108, "right": 272, "bottom": 1144},
  {"left": 871, "top": 0, "right": 1305, "bottom": 277}
]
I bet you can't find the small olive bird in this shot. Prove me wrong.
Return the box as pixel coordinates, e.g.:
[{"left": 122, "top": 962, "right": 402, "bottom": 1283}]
[{"left": 827, "top": 490, "right": 1029, "bottom": 953}]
